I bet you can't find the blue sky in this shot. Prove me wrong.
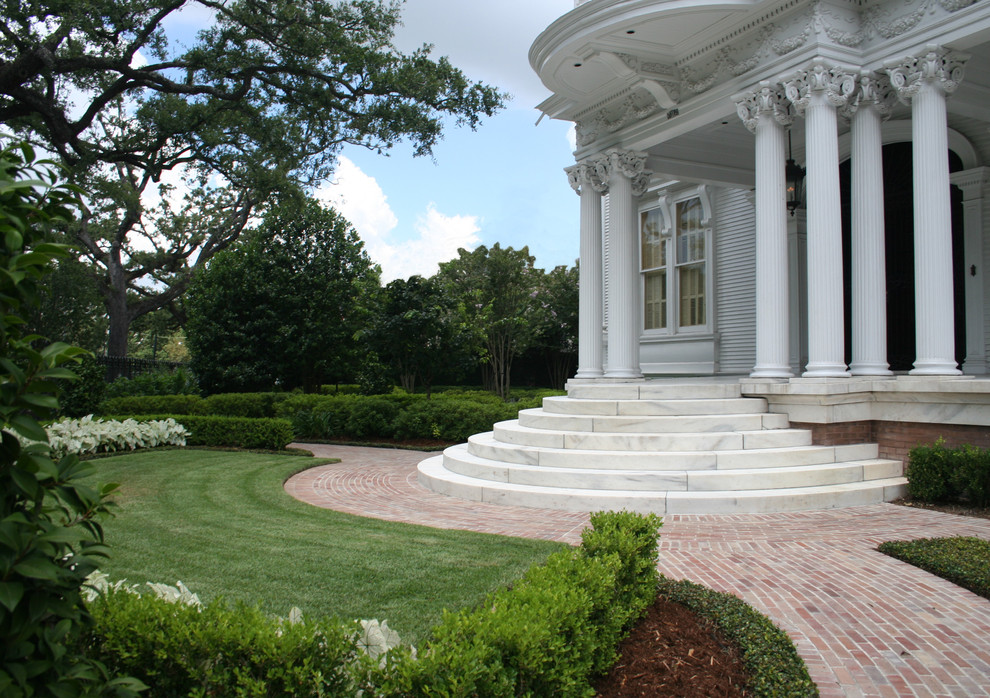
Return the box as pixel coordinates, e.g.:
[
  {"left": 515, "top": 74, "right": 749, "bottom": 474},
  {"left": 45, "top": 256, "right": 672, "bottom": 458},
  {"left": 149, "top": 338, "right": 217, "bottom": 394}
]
[
  {"left": 163, "top": 0, "right": 580, "bottom": 281},
  {"left": 316, "top": 0, "right": 580, "bottom": 281}
]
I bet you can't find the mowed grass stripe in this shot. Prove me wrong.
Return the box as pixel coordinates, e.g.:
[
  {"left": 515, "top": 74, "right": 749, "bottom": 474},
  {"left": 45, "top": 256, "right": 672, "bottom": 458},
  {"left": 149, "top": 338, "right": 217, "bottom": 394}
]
[{"left": 84, "top": 449, "right": 564, "bottom": 642}]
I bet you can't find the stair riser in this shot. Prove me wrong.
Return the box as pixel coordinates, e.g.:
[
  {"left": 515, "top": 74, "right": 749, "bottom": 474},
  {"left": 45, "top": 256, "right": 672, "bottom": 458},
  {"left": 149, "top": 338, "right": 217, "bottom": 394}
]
[
  {"left": 566, "top": 383, "right": 743, "bottom": 400},
  {"left": 520, "top": 411, "right": 770, "bottom": 434},
  {"left": 446, "top": 450, "right": 901, "bottom": 492},
  {"left": 418, "top": 457, "right": 909, "bottom": 514}
]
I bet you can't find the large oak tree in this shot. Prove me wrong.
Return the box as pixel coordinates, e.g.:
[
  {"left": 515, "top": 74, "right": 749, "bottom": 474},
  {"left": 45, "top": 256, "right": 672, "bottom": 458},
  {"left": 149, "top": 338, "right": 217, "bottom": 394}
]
[{"left": 0, "top": 0, "right": 504, "bottom": 358}]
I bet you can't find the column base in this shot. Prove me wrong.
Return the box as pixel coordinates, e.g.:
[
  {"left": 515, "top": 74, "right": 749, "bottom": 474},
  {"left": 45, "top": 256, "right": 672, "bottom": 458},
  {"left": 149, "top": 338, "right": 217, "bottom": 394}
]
[
  {"left": 910, "top": 359, "right": 962, "bottom": 376},
  {"left": 750, "top": 365, "right": 794, "bottom": 378},
  {"left": 574, "top": 368, "right": 605, "bottom": 379},
  {"left": 803, "top": 363, "right": 850, "bottom": 378},
  {"left": 849, "top": 362, "right": 893, "bottom": 376},
  {"left": 604, "top": 368, "right": 644, "bottom": 380}
]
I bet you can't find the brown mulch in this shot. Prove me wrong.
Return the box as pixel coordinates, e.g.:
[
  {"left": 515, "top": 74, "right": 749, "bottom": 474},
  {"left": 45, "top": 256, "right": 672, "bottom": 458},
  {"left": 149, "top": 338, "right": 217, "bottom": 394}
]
[
  {"left": 595, "top": 596, "right": 749, "bottom": 697},
  {"left": 892, "top": 498, "right": 990, "bottom": 520}
]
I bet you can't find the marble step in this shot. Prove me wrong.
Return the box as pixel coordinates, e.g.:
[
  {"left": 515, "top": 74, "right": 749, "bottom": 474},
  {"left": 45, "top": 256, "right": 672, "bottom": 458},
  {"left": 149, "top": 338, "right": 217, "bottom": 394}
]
[
  {"left": 490, "top": 423, "right": 870, "bottom": 464},
  {"left": 442, "top": 444, "right": 901, "bottom": 491},
  {"left": 540, "top": 396, "right": 767, "bottom": 417},
  {"left": 566, "top": 382, "right": 743, "bottom": 400},
  {"left": 478, "top": 427, "right": 813, "bottom": 460},
  {"left": 418, "top": 455, "right": 908, "bottom": 515},
  {"left": 519, "top": 408, "right": 790, "bottom": 433}
]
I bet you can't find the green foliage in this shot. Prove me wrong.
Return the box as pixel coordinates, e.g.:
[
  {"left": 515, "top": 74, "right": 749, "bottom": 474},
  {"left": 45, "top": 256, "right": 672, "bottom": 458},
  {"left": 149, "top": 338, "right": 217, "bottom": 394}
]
[
  {"left": 3, "top": 0, "right": 504, "bottom": 358},
  {"left": 657, "top": 578, "right": 818, "bottom": 698},
  {"left": 57, "top": 355, "right": 107, "bottom": 418},
  {"left": 104, "top": 367, "right": 199, "bottom": 400},
  {"left": 0, "top": 142, "right": 142, "bottom": 696},
  {"left": 393, "top": 398, "right": 518, "bottom": 443},
  {"left": 532, "top": 264, "right": 579, "bottom": 390},
  {"left": 101, "top": 395, "right": 204, "bottom": 416},
  {"left": 84, "top": 590, "right": 361, "bottom": 697},
  {"left": 199, "top": 393, "right": 291, "bottom": 419},
  {"left": 438, "top": 244, "right": 544, "bottom": 399},
  {"left": 356, "top": 353, "right": 396, "bottom": 397},
  {"left": 878, "top": 537, "right": 990, "bottom": 600},
  {"left": 373, "top": 511, "right": 663, "bottom": 697},
  {"left": 121, "top": 415, "right": 293, "bottom": 450},
  {"left": 906, "top": 439, "right": 990, "bottom": 506},
  {"left": 364, "top": 275, "right": 478, "bottom": 395},
  {"left": 23, "top": 247, "right": 107, "bottom": 353},
  {"left": 186, "top": 198, "right": 379, "bottom": 393}
]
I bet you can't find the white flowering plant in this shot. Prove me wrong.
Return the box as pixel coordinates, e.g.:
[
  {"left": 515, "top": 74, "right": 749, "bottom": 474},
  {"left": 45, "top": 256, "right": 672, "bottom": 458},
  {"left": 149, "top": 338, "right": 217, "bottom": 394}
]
[{"left": 23, "top": 415, "right": 188, "bottom": 458}]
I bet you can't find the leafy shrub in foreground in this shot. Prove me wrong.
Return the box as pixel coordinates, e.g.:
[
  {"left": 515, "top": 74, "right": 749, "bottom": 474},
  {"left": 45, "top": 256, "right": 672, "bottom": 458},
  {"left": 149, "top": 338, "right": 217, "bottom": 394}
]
[
  {"left": 878, "top": 537, "right": 990, "bottom": 600},
  {"left": 657, "top": 577, "right": 818, "bottom": 697},
  {"left": 84, "top": 589, "right": 361, "bottom": 696},
  {"left": 906, "top": 439, "right": 990, "bottom": 506}
]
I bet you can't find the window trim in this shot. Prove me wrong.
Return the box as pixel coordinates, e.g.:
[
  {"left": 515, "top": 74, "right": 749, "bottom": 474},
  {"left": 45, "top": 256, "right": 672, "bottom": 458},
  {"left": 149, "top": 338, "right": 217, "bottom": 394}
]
[{"left": 639, "top": 184, "right": 714, "bottom": 337}]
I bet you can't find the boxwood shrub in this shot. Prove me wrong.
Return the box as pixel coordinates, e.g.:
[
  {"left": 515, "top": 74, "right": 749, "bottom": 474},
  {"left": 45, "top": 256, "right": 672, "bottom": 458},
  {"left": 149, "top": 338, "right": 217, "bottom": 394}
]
[
  {"left": 878, "top": 537, "right": 990, "bottom": 600},
  {"left": 101, "top": 394, "right": 204, "bottom": 416},
  {"left": 657, "top": 577, "right": 818, "bottom": 697},
  {"left": 116, "top": 414, "right": 294, "bottom": 450},
  {"left": 906, "top": 439, "right": 990, "bottom": 506}
]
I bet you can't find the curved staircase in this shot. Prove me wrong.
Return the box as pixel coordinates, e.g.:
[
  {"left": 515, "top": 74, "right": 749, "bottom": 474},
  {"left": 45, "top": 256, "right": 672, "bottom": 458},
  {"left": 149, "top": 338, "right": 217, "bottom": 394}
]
[{"left": 417, "top": 381, "right": 908, "bottom": 514}]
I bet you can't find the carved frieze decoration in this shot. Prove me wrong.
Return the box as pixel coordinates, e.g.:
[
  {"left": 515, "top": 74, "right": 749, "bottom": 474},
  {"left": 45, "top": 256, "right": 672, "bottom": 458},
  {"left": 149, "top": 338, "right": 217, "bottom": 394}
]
[
  {"left": 783, "top": 59, "right": 856, "bottom": 114},
  {"left": 569, "top": 0, "right": 976, "bottom": 146},
  {"left": 735, "top": 81, "right": 792, "bottom": 134}
]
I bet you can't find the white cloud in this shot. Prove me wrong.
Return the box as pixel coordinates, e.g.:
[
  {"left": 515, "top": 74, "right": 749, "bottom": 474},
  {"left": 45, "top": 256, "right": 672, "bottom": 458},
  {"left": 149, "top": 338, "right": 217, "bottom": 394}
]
[
  {"left": 315, "top": 156, "right": 480, "bottom": 282},
  {"left": 566, "top": 124, "right": 577, "bottom": 152}
]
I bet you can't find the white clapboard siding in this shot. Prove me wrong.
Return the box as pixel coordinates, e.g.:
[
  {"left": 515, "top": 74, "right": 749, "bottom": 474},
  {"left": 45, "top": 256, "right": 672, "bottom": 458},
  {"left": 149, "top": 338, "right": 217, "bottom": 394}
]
[{"left": 714, "top": 188, "right": 756, "bottom": 374}]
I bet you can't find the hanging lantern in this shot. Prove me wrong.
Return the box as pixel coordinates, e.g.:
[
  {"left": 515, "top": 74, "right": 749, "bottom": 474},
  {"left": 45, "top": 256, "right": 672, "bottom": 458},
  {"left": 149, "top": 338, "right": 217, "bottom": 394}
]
[{"left": 785, "top": 130, "right": 805, "bottom": 216}]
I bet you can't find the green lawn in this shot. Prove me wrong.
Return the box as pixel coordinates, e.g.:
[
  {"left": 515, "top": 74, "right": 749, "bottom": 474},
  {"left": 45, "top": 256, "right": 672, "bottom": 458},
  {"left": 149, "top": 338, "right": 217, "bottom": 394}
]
[{"left": 83, "top": 449, "right": 565, "bottom": 642}]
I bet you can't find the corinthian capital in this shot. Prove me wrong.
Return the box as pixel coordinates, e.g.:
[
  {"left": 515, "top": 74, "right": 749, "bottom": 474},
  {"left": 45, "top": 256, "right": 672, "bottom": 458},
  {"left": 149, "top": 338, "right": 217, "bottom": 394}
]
[
  {"left": 783, "top": 59, "right": 856, "bottom": 114},
  {"left": 596, "top": 149, "right": 649, "bottom": 182},
  {"left": 735, "top": 81, "right": 791, "bottom": 134},
  {"left": 886, "top": 44, "right": 967, "bottom": 104},
  {"left": 565, "top": 160, "right": 609, "bottom": 195},
  {"left": 841, "top": 70, "right": 894, "bottom": 120}
]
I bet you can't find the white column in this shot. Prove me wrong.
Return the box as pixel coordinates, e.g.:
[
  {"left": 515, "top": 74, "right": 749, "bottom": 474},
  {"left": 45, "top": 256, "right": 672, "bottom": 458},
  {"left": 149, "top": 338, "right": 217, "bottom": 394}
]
[
  {"left": 951, "top": 167, "right": 988, "bottom": 375},
  {"left": 848, "top": 72, "right": 892, "bottom": 375},
  {"left": 597, "top": 149, "right": 650, "bottom": 379},
  {"left": 785, "top": 60, "right": 853, "bottom": 377},
  {"left": 567, "top": 160, "right": 607, "bottom": 379},
  {"left": 888, "top": 46, "right": 966, "bottom": 375},
  {"left": 737, "top": 83, "right": 793, "bottom": 377}
]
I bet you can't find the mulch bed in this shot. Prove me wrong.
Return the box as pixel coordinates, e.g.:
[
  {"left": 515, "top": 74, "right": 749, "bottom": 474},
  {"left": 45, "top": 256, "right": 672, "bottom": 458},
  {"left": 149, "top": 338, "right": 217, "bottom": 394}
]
[{"left": 595, "top": 596, "right": 749, "bottom": 697}]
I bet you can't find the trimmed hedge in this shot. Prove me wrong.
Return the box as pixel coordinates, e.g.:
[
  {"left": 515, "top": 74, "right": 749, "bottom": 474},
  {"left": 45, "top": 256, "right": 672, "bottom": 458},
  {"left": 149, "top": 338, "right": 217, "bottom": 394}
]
[
  {"left": 82, "top": 511, "right": 662, "bottom": 698},
  {"left": 100, "top": 389, "right": 564, "bottom": 444},
  {"left": 906, "top": 440, "right": 990, "bottom": 507},
  {"left": 116, "top": 414, "right": 294, "bottom": 450},
  {"left": 370, "top": 511, "right": 663, "bottom": 697},
  {"left": 657, "top": 577, "right": 818, "bottom": 697},
  {"left": 84, "top": 593, "right": 360, "bottom": 696},
  {"left": 878, "top": 536, "right": 990, "bottom": 600}
]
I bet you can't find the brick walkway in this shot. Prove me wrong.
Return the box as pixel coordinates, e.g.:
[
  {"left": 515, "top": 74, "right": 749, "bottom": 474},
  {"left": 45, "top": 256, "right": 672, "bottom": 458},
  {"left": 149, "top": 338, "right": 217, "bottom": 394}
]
[{"left": 285, "top": 444, "right": 990, "bottom": 697}]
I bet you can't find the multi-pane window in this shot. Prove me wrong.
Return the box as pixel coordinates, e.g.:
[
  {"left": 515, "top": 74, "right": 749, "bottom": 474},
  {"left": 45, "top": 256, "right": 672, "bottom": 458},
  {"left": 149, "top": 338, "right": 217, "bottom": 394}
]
[
  {"left": 641, "top": 195, "right": 709, "bottom": 333},
  {"left": 641, "top": 208, "right": 666, "bottom": 330}
]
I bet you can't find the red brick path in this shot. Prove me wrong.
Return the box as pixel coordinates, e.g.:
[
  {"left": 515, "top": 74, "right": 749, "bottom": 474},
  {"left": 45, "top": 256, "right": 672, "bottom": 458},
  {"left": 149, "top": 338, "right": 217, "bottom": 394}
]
[{"left": 285, "top": 444, "right": 990, "bottom": 697}]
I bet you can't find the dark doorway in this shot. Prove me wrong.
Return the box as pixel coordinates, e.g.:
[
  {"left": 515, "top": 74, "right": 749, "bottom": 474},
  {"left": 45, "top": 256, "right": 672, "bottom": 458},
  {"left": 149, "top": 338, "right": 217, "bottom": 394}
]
[{"left": 839, "top": 142, "right": 965, "bottom": 371}]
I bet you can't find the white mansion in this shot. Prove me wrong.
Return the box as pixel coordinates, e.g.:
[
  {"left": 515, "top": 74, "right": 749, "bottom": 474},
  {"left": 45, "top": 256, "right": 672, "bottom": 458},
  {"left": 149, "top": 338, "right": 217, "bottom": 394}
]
[{"left": 419, "top": 0, "right": 990, "bottom": 514}]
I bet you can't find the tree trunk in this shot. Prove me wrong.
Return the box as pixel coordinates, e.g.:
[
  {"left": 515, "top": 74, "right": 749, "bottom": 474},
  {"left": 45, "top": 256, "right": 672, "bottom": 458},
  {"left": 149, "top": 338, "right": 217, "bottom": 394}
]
[{"left": 105, "top": 288, "right": 132, "bottom": 377}]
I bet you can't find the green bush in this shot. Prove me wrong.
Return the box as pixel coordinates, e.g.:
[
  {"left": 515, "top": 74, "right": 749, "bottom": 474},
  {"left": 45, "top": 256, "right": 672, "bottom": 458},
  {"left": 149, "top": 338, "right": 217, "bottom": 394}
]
[
  {"left": 84, "top": 590, "right": 360, "bottom": 696},
  {"left": 878, "top": 537, "right": 990, "bottom": 600},
  {"left": 120, "top": 414, "right": 294, "bottom": 450},
  {"left": 393, "top": 397, "right": 517, "bottom": 442},
  {"left": 376, "top": 510, "right": 662, "bottom": 697},
  {"left": 906, "top": 439, "right": 990, "bottom": 506},
  {"left": 657, "top": 578, "right": 818, "bottom": 697},
  {"left": 199, "top": 392, "right": 291, "bottom": 418},
  {"left": 58, "top": 354, "right": 107, "bottom": 417},
  {"left": 346, "top": 397, "right": 400, "bottom": 439},
  {"left": 101, "top": 394, "right": 204, "bottom": 416},
  {"left": 104, "top": 366, "right": 199, "bottom": 399}
]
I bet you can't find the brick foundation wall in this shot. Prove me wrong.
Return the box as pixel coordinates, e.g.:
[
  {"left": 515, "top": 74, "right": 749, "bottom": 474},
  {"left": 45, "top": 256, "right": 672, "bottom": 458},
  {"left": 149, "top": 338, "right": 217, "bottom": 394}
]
[{"left": 791, "top": 421, "right": 990, "bottom": 464}]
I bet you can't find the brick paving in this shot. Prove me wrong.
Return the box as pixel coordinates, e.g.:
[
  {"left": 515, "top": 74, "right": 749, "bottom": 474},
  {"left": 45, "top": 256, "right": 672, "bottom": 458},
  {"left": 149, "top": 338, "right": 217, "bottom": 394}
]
[{"left": 285, "top": 444, "right": 990, "bottom": 697}]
